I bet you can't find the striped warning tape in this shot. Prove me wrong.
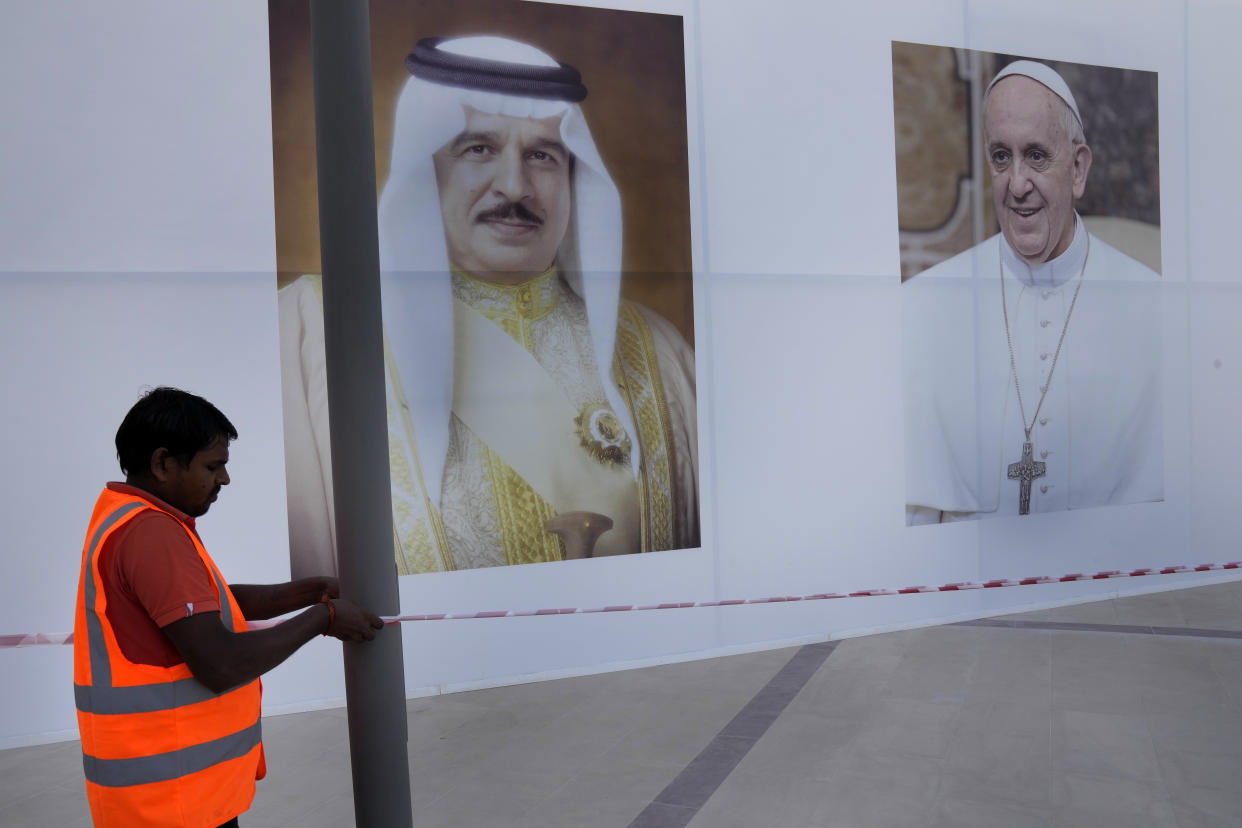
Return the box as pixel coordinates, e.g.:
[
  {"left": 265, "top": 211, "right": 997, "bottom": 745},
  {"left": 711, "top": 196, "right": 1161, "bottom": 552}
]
[{"left": 7, "top": 561, "right": 1237, "bottom": 648}]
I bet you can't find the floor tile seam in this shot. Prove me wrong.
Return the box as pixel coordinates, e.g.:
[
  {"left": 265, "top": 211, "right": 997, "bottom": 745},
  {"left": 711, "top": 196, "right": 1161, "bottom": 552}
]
[
  {"left": 650, "top": 770, "right": 740, "bottom": 810},
  {"left": 645, "top": 731, "right": 772, "bottom": 810},
  {"left": 959, "top": 618, "right": 1242, "bottom": 640},
  {"left": 626, "top": 642, "right": 839, "bottom": 828},
  {"left": 720, "top": 695, "right": 806, "bottom": 735},
  {"left": 724, "top": 645, "right": 838, "bottom": 721},
  {"left": 627, "top": 799, "right": 697, "bottom": 828}
]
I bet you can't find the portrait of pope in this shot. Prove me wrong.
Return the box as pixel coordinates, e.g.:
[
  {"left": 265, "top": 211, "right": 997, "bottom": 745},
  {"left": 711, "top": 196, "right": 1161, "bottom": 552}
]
[{"left": 895, "top": 47, "right": 1163, "bottom": 525}]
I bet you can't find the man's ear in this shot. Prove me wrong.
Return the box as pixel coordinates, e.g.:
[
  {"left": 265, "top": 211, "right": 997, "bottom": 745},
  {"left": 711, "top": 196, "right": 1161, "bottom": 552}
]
[
  {"left": 1071, "top": 143, "right": 1092, "bottom": 200},
  {"left": 149, "top": 447, "right": 174, "bottom": 482}
]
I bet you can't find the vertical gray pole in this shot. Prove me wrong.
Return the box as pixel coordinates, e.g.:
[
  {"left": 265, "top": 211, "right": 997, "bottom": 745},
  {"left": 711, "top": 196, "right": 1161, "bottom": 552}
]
[{"left": 308, "top": 2, "right": 413, "bottom": 826}]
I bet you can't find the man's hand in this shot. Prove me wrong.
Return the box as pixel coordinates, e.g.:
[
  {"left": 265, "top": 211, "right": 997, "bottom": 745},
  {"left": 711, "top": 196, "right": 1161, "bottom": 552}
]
[
  {"left": 231, "top": 576, "right": 341, "bottom": 620},
  {"left": 323, "top": 597, "right": 385, "bottom": 642}
]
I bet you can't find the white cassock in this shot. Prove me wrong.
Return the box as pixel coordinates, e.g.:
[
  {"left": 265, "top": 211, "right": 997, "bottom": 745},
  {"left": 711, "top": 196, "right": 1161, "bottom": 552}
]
[
  {"left": 279, "top": 268, "right": 699, "bottom": 576},
  {"left": 903, "top": 216, "right": 1162, "bottom": 524}
]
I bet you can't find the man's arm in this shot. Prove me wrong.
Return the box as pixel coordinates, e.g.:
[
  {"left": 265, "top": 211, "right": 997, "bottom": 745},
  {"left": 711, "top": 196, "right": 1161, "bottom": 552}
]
[
  {"left": 162, "top": 596, "right": 382, "bottom": 694},
  {"left": 230, "top": 576, "right": 339, "bottom": 620}
]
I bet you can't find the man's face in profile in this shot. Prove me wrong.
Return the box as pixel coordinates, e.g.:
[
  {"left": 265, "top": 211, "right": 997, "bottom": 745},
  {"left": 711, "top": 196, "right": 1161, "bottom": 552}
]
[
  {"left": 433, "top": 107, "right": 572, "bottom": 284},
  {"left": 157, "top": 436, "right": 231, "bottom": 518},
  {"left": 984, "top": 76, "right": 1090, "bottom": 264}
]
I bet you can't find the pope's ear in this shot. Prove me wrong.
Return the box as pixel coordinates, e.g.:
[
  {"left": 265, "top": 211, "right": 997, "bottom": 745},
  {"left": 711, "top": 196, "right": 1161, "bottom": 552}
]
[{"left": 1071, "top": 143, "right": 1092, "bottom": 200}]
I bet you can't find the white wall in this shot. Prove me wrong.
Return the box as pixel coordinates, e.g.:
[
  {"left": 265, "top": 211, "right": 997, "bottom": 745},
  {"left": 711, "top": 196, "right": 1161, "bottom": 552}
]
[{"left": 2, "top": 0, "right": 1241, "bottom": 748}]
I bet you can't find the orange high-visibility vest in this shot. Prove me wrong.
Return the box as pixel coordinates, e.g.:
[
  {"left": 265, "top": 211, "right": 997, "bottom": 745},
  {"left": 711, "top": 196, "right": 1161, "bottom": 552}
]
[{"left": 73, "top": 488, "right": 265, "bottom": 828}]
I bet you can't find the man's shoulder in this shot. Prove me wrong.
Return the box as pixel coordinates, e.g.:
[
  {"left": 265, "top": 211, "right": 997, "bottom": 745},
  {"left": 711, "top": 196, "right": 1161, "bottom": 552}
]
[{"left": 108, "top": 509, "right": 195, "bottom": 561}]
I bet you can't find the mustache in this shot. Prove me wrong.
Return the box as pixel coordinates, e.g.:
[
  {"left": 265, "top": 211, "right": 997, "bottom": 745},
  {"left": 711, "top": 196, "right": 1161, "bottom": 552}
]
[{"left": 475, "top": 201, "right": 543, "bottom": 225}]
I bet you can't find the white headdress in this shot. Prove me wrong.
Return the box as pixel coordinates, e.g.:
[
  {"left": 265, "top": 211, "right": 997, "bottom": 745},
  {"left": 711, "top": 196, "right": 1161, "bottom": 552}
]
[{"left": 376, "top": 36, "right": 632, "bottom": 506}]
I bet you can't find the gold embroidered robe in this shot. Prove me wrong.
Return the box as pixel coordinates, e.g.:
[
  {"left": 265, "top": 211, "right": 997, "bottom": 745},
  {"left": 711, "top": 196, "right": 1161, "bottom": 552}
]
[{"left": 278, "top": 270, "right": 699, "bottom": 577}]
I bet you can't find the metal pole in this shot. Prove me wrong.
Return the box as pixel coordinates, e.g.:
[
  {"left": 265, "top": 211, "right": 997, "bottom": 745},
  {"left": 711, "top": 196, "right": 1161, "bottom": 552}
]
[{"left": 308, "top": 2, "right": 413, "bottom": 825}]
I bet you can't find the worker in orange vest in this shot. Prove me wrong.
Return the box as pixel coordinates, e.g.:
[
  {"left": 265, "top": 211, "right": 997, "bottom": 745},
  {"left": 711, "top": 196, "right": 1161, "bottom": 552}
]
[{"left": 73, "top": 387, "right": 384, "bottom": 828}]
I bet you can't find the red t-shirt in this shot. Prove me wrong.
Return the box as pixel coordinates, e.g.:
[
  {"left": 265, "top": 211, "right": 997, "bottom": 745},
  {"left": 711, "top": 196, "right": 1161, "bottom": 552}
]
[{"left": 96, "top": 482, "right": 222, "bottom": 667}]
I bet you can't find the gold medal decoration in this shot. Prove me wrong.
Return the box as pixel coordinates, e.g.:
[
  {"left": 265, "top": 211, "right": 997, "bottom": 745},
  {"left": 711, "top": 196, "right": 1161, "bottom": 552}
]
[{"left": 575, "top": 403, "right": 631, "bottom": 466}]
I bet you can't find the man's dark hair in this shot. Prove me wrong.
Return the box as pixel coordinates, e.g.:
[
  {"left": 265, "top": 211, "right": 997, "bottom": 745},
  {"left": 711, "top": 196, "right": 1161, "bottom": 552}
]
[{"left": 115, "top": 387, "right": 238, "bottom": 477}]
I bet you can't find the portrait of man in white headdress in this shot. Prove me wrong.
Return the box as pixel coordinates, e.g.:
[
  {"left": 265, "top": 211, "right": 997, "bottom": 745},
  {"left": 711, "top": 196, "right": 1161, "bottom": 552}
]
[
  {"left": 893, "top": 46, "right": 1163, "bottom": 525},
  {"left": 271, "top": 2, "right": 699, "bottom": 575}
]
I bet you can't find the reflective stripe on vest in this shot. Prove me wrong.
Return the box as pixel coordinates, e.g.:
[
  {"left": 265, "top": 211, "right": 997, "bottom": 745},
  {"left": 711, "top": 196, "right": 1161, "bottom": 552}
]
[
  {"left": 74, "top": 676, "right": 217, "bottom": 715},
  {"left": 82, "top": 500, "right": 147, "bottom": 689},
  {"left": 82, "top": 720, "right": 262, "bottom": 788}
]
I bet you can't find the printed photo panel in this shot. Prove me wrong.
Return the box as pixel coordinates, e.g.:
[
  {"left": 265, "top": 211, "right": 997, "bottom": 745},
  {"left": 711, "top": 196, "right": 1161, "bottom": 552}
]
[
  {"left": 269, "top": 0, "right": 700, "bottom": 576},
  {"left": 895, "top": 44, "right": 1163, "bottom": 526}
]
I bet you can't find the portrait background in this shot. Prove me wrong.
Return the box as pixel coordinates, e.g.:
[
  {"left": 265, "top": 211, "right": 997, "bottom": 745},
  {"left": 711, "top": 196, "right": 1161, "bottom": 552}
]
[
  {"left": 892, "top": 43, "right": 1161, "bottom": 281},
  {"left": 268, "top": 0, "right": 695, "bottom": 345}
]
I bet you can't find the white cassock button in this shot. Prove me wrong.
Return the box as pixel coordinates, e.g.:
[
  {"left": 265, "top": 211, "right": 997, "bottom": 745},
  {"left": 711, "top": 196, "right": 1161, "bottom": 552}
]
[
  {"left": 1039, "top": 384, "right": 1048, "bottom": 393},
  {"left": 1040, "top": 353, "right": 1049, "bottom": 361},
  {"left": 1040, "top": 449, "right": 1050, "bottom": 459},
  {"left": 1041, "top": 320, "right": 1051, "bottom": 328},
  {"left": 1040, "top": 484, "right": 1050, "bottom": 494},
  {"left": 1039, "top": 417, "right": 1049, "bottom": 426}
]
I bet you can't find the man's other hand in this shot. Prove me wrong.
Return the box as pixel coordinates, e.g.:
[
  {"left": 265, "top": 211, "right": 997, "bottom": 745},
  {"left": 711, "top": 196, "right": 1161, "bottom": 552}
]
[{"left": 327, "top": 598, "right": 385, "bottom": 642}]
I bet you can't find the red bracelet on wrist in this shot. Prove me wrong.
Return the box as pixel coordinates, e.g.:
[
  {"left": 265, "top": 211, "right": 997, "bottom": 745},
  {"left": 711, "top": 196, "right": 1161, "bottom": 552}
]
[{"left": 320, "top": 595, "right": 335, "bottom": 636}]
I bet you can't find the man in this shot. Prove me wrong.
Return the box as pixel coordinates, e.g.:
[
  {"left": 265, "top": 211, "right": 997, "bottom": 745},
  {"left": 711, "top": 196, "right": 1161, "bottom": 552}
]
[
  {"left": 903, "top": 60, "right": 1162, "bottom": 524},
  {"left": 280, "top": 36, "right": 699, "bottom": 575},
  {"left": 73, "top": 387, "right": 382, "bottom": 827}
]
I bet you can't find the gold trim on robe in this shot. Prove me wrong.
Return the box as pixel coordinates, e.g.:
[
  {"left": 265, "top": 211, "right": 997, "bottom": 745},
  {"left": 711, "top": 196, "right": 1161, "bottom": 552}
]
[{"left": 614, "top": 302, "right": 677, "bottom": 553}]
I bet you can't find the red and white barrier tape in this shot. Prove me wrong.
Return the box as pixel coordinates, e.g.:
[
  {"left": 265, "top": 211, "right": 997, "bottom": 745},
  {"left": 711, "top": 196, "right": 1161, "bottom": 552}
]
[{"left": 7, "top": 561, "right": 1239, "bottom": 648}]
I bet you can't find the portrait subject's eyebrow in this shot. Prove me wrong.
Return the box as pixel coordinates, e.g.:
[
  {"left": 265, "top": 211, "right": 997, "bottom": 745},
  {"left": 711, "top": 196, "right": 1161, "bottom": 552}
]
[
  {"left": 448, "top": 130, "right": 503, "bottom": 152},
  {"left": 988, "top": 138, "right": 1055, "bottom": 156},
  {"left": 445, "top": 131, "right": 570, "bottom": 161},
  {"left": 529, "top": 137, "right": 570, "bottom": 160}
]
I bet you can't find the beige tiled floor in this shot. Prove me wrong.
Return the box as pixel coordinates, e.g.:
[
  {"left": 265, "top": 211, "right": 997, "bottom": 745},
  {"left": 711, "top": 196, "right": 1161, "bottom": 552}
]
[{"left": 4, "top": 581, "right": 1242, "bottom": 827}]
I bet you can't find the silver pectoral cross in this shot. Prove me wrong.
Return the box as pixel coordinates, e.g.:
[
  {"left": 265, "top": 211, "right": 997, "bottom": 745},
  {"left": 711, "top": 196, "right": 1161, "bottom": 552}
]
[{"left": 1007, "top": 441, "right": 1047, "bottom": 516}]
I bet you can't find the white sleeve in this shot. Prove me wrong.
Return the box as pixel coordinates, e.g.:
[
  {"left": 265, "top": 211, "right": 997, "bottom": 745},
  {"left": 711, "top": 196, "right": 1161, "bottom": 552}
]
[{"left": 278, "top": 276, "right": 339, "bottom": 579}]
